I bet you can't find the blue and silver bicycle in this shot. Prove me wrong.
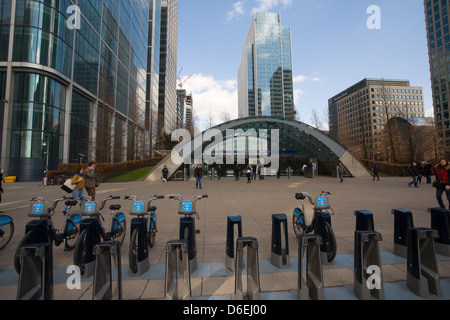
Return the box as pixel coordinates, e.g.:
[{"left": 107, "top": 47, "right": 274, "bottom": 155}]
[{"left": 0, "top": 214, "right": 14, "bottom": 250}]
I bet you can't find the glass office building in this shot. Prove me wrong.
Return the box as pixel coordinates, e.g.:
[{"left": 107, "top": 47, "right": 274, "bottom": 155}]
[
  {"left": 238, "top": 12, "right": 295, "bottom": 120},
  {"left": 424, "top": 0, "right": 450, "bottom": 153},
  {"left": 0, "top": 0, "right": 150, "bottom": 181}
]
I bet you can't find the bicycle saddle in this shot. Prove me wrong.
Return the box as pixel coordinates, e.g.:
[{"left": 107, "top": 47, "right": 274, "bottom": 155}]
[
  {"left": 295, "top": 193, "right": 305, "bottom": 200},
  {"left": 148, "top": 206, "right": 157, "bottom": 212},
  {"left": 65, "top": 200, "right": 78, "bottom": 206},
  {"left": 109, "top": 204, "right": 121, "bottom": 211}
]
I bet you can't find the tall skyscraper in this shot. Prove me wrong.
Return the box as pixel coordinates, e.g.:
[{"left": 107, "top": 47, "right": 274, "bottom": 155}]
[
  {"left": 0, "top": 0, "right": 150, "bottom": 181},
  {"left": 424, "top": 0, "right": 450, "bottom": 153},
  {"left": 238, "top": 12, "right": 295, "bottom": 120},
  {"left": 158, "top": 0, "right": 178, "bottom": 138}
]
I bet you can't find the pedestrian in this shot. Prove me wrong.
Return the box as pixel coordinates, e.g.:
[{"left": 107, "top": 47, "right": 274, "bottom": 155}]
[
  {"left": 64, "top": 167, "right": 86, "bottom": 213},
  {"left": 424, "top": 161, "right": 433, "bottom": 184},
  {"left": 434, "top": 158, "right": 450, "bottom": 209},
  {"left": 217, "top": 165, "right": 222, "bottom": 181},
  {"left": 162, "top": 165, "right": 169, "bottom": 182},
  {"left": 234, "top": 165, "right": 240, "bottom": 181},
  {"left": 258, "top": 164, "right": 262, "bottom": 180},
  {"left": 338, "top": 162, "right": 345, "bottom": 183},
  {"left": 194, "top": 164, "right": 203, "bottom": 189},
  {"left": 417, "top": 162, "right": 424, "bottom": 184},
  {"left": 277, "top": 168, "right": 280, "bottom": 179},
  {"left": 408, "top": 162, "right": 419, "bottom": 188},
  {"left": 246, "top": 165, "right": 252, "bottom": 183},
  {"left": 372, "top": 164, "right": 380, "bottom": 181},
  {"left": 252, "top": 164, "right": 257, "bottom": 180},
  {"left": 84, "top": 161, "right": 97, "bottom": 200}
]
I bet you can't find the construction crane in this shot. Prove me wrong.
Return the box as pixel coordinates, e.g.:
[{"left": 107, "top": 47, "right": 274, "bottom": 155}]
[{"left": 177, "top": 67, "right": 192, "bottom": 89}]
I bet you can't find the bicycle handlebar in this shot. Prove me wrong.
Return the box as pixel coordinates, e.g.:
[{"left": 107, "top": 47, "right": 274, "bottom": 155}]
[
  {"left": 99, "top": 195, "right": 121, "bottom": 211},
  {"left": 31, "top": 196, "right": 74, "bottom": 214}
]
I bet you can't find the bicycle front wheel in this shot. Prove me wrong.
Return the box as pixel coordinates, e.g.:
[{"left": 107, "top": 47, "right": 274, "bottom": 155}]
[
  {"left": 292, "top": 215, "right": 302, "bottom": 238},
  {"left": 324, "top": 221, "right": 337, "bottom": 263},
  {"left": 129, "top": 228, "right": 139, "bottom": 273},
  {"left": 0, "top": 219, "right": 14, "bottom": 250},
  {"left": 148, "top": 217, "right": 156, "bottom": 248},
  {"left": 73, "top": 229, "right": 87, "bottom": 275}
]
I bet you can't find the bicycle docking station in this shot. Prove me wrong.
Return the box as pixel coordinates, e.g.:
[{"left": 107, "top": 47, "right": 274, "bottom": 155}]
[
  {"left": 79, "top": 201, "right": 102, "bottom": 278},
  {"left": 93, "top": 241, "right": 122, "bottom": 300},
  {"left": 128, "top": 199, "right": 150, "bottom": 276},
  {"left": 353, "top": 210, "right": 385, "bottom": 300},
  {"left": 164, "top": 239, "right": 191, "bottom": 300},
  {"left": 407, "top": 227, "right": 442, "bottom": 298},
  {"left": 392, "top": 209, "right": 414, "bottom": 258},
  {"left": 226, "top": 216, "right": 243, "bottom": 272},
  {"left": 297, "top": 234, "right": 324, "bottom": 300},
  {"left": 234, "top": 237, "right": 261, "bottom": 300},
  {"left": 16, "top": 242, "right": 53, "bottom": 300},
  {"left": 271, "top": 214, "right": 289, "bottom": 269},
  {"left": 313, "top": 212, "right": 334, "bottom": 265},
  {"left": 430, "top": 208, "right": 450, "bottom": 257}
]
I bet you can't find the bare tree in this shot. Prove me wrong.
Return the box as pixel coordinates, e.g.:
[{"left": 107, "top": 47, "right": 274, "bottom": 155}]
[{"left": 220, "top": 109, "right": 231, "bottom": 123}]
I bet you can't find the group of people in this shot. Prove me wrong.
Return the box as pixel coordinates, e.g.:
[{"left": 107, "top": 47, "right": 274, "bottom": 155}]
[
  {"left": 66, "top": 161, "right": 98, "bottom": 211},
  {"left": 407, "top": 161, "right": 434, "bottom": 187}
]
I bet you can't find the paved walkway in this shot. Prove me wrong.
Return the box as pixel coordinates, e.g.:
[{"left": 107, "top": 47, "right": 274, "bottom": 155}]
[{"left": 0, "top": 175, "right": 449, "bottom": 300}]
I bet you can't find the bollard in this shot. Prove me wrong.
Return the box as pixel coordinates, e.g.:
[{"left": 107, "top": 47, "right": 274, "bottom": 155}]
[
  {"left": 164, "top": 240, "right": 191, "bottom": 300},
  {"left": 235, "top": 237, "right": 261, "bottom": 300},
  {"left": 93, "top": 241, "right": 122, "bottom": 300},
  {"left": 297, "top": 234, "right": 324, "bottom": 300},
  {"left": 354, "top": 230, "right": 385, "bottom": 300},
  {"left": 225, "top": 216, "right": 243, "bottom": 272},
  {"left": 354, "top": 210, "right": 375, "bottom": 231},
  {"left": 180, "top": 217, "right": 197, "bottom": 273},
  {"left": 129, "top": 217, "right": 149, "bottom": 276},
  {"left": 78, "top": 218, "right": 101, "bottom": 277},
  {"left": 271, "top": 214, "right": 289, "bottom": 269},
  {"left": 407, "top": 228, "right": 441, "bottom": 298},
  {"left": 392, "top": 209, "right": 414, "bottom": 258},
  {"left": 17, "top": 242, "right": 53, "bottom": 300},
  {"left": 430, "top": 208, "right": 450, "bottom": 257}
]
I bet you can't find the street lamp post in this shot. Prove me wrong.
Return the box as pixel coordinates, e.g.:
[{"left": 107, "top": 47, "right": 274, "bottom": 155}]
[{"left": 43, "top": 141, "right": 49, "bottom": 185}]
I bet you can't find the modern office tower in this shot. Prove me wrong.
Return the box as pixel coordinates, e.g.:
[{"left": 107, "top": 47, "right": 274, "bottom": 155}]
[
  {"left": 328, "top": 78, "right": 425, "bottom": 159},
  {"left": 238, "top": 12, "right": 295, "bottom": 120},
  {"left": 0, "top": 0, "right": 150, "bottom": 181},
  {"left": 158, "top": 0, "right": 178, "bottom": 138},
  {"left": 424, "top": 0, "right": 450, "bottom": 152},
  {"left": 176, "top": 89, "right": 193, "bottom": 135}
]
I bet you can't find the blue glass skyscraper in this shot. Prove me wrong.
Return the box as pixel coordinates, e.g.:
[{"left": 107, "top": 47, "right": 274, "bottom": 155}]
[{"left": 238, "top": 12, "right": 295, "bottom": 120}]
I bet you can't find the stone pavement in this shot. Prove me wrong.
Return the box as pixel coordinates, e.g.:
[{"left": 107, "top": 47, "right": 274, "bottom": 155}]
[{"left": 0, "top": 174, "right": 449, "bottom": 300}]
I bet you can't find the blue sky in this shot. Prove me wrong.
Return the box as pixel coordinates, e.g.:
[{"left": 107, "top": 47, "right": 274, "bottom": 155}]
[{"left": 177, "top": 0, "right": 432, "bottom": 131}]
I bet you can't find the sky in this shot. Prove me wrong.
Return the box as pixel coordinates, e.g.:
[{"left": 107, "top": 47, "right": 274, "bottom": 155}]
[{"left": 177, "top": 0, "right": 432, "bottom": 132}]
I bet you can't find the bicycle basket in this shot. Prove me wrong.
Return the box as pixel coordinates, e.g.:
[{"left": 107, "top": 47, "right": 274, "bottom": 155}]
[
  {"left": 314, "top": 196, "right": 330, "bottom": 210},
  {"left": 28, "top": 201, "right": 51, "bottom": 217},
  {"left": 129, "top": 201, "right": 146, "bottom": 215},
  {"left": 178, "top": 201, "right": 196, "bottom": 215},
  {"left": 81, "top": 201, "right": 100, "bottom": 216}
]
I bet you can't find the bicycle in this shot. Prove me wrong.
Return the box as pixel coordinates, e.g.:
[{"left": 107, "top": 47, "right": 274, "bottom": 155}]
[
  {"left": 14, "top": 196, "right": 82, "bottom": 273},
  {"left": 126, "top": 194, "right": 164, "bottom": 274},
  {"left": 292, "top": 191, "right": 337, "bottom": 263},
  {"left": 168, "top": 194, "right": 208, "bottom": 271},
  {"left": 73, "top": 195, "right": 126, "bottom": 274},
  {"left": 0, "top": 214, "right": 14, "bottom": 250}
]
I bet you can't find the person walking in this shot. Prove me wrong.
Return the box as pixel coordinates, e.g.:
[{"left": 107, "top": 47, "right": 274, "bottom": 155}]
[
  {"left": 64, "top": 167, "right": 86, "bottom": 213},
  {"left": 252, "top": 164, "right": 257, "bottom": 180},
  {"left": 338, "top": 163, "right": 345, "bottom": 183},
  {"left": 408, "top": 162, "right": 419, "bottom": 188},
  {"left": 424, "top": 161, "right": 433, "bottom": 184},
  {"left": 194, "top": 164, "right": 203, "bottom": 189},
  {"left": 246, "top": 165, "right": 252, "bottom": 183},
  {"left": 372, "top": 164, "right": 380, "bottom": 181},
  {"left": 234, "top": 165, "right": 240, "bottom": 181},
  {"left": 217, "top": 165, "right": 222, "bottom": 181},
  {"left": 417, "top": 162, "right": 424, "bottom": 184},
  {"left": 84, "top": 161, "right": 97, "bottom": 200},
  {"left": 162, "top": 165, "right": 169, "bottom": 182},
  {"left": 434, "top": 158, "right": 450, "bottom": 209}
]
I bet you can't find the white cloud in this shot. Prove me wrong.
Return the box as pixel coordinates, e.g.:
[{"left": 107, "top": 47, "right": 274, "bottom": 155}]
[
  {"left": 182, "top": 74, "right": 238, "bottom": 131},
  {"left": 293, "top": 75, "right": 308, "bottom": 83},
  {"left": 252, "top": 0, "right": 292, "bottom": 14},
  {"left": 227, "top": 1, "right": 245, "bottom": 21}
]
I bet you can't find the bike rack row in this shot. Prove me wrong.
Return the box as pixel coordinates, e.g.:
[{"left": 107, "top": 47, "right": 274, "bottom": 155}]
[{"left": 15, "top": 207, "right": 450, "bottom": 300}]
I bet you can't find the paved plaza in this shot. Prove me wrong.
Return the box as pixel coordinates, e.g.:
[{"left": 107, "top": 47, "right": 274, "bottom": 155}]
[{"left": 0, "top": 174, "right": 449, "bottom": 300}]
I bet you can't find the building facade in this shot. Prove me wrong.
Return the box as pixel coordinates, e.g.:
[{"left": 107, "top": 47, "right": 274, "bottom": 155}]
[
  {"left": 424, "top": 0, "right": 450, "bottom": 153},
  {"left": 176, "top": 89, "right": 193, "bottom": 135},
  {"left": 0, "top": 0, "right": 150, "bottom": 181},
  {"left": 328, "top": 78, "right": 425, "bottom": 159},
  {"left": 238, "top": 12, "right": 295, "bottom": 120}
]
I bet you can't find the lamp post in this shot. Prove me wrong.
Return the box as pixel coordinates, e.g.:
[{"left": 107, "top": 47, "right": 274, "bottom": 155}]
[{"left": 43, "top": 140, "right": 49, "bottom": 185}]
